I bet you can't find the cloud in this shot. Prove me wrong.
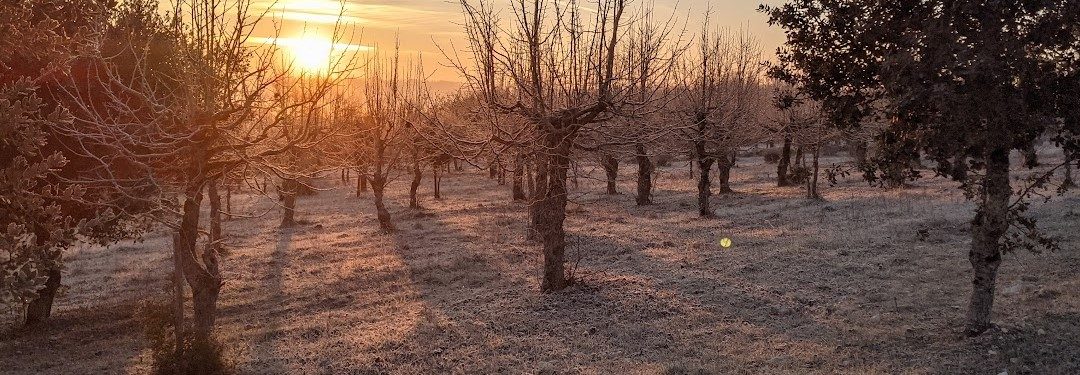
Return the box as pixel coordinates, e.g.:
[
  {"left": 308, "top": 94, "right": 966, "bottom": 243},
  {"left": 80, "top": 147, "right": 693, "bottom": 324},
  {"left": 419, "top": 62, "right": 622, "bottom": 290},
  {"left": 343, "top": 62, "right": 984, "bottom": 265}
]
[
  {"left": 252, "top": 0, "right": 459, "bottom": 31},
  {"left": 247, "top": 36, "right": 374, "bottom": 52}
]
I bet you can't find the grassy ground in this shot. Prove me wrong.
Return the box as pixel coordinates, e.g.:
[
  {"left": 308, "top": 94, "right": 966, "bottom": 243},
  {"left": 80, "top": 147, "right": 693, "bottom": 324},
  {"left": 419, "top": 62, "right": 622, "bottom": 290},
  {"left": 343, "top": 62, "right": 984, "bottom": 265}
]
[{"left": 2, "top": 152, "right": 1078, "bottom": 374}]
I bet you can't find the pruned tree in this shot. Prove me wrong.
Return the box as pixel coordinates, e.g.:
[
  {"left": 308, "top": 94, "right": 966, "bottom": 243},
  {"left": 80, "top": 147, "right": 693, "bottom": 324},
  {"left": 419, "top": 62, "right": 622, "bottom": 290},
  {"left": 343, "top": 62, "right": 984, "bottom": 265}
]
[
  {"left": 354, "top": 42, "right": 428, "bottom": 231},
  {"left": 676, "top": 21, "right": 767, "bottom": 217},
  {"left": 451, "top": 0, "right": 651, "bottom": 291},
  {"left": 603, "top": 4, "right": 687, "bottom": 205}
]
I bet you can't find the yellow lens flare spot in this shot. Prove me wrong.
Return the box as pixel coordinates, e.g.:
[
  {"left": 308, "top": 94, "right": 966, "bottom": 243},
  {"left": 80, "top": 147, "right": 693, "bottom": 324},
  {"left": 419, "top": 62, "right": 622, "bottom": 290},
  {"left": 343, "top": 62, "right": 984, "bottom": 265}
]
[{"left": 719, "top": 237, "right": 732, "bottom": 248}]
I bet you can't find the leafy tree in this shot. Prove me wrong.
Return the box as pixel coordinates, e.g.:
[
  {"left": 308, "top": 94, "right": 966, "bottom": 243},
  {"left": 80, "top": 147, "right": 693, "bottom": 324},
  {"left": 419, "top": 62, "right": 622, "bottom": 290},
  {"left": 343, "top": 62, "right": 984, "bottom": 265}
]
[
  {"left": 0, "top": 0, "right": 137, "bottom": 325},
  {"left": 763, "top": 0, "right": 1080, "bottom": 335}
]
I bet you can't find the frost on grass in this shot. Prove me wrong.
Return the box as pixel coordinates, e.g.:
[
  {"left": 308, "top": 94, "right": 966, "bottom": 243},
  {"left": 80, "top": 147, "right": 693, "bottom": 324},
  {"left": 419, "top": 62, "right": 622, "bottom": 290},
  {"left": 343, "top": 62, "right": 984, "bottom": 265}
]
[{"left": 1, "top": 157, "right": 1078, "bottom": 374}]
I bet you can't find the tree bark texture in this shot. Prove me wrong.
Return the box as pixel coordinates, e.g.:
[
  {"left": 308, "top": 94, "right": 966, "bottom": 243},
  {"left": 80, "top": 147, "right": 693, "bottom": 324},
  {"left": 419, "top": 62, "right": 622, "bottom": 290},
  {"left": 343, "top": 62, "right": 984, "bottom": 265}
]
[
  {"left": 602, "top": 153, "right": 619, "bottom": 195},
  {"left": 531, "top": 130, "right": 574, "bottom": 292},
  {"left": 966, "top": 147, "right": 1010, "bottom": 336}
]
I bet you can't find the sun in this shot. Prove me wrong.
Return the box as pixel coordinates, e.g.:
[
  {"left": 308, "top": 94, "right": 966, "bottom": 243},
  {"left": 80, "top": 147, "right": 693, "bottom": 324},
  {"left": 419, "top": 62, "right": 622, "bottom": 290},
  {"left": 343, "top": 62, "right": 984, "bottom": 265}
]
[{"left": 288, "top": 35, "right": 334, "bottom": 74}]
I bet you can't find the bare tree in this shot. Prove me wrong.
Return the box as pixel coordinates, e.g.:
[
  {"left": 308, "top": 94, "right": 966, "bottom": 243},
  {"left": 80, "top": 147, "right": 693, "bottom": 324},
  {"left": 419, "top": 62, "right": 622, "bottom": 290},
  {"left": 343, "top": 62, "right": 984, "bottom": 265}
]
[
  {"left": 677, "top": 22, "right": 767, "bottom": 217},
  {"left": 353, "top": 42, "right": 428, "bottom": 231},
  {"left": 622, "top": 8, "right": 687, "bottom": 205},
  {"left": 451, "top": 0, "right": 642, "bottom": 291},
  {"left": 55, "top": 0, "right": 349, "bottom": 353}
]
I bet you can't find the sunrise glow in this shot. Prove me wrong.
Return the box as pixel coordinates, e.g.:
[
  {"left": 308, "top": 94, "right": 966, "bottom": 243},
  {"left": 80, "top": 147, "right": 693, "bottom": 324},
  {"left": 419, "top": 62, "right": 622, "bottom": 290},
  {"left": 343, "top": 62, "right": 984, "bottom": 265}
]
[
  {"left": 289, "top": 35, "right": 333, "bottom": 74},
  {"left": 249, "top": 35, "right": 370, "bottom": 75}
]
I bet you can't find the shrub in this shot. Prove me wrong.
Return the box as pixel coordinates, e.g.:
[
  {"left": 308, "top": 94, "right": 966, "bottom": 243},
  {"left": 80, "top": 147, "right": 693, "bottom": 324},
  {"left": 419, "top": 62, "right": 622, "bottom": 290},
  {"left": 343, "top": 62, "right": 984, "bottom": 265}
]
[
  {"left": 140, "top": 295, "right": 234, "bottom": 375},
  {"left": 788, "top": 165, "right": 810, "bottom": 184}
]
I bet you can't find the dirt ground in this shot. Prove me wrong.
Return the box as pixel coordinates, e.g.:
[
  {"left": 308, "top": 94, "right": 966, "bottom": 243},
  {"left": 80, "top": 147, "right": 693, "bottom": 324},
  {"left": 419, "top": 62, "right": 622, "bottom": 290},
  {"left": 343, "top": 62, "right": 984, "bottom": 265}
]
[{"left": 2, "top": 152, "right": 1078, "bottom": 374}]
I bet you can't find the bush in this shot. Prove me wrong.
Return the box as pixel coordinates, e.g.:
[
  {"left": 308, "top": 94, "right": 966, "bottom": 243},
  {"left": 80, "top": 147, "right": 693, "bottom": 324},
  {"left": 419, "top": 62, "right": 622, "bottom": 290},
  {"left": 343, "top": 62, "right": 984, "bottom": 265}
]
[
  {"left": 140, "top": 296, "right": 234, "bottom": 375},
  {"left": 788, "top": 165, "right": 811, "bottom": 184}
]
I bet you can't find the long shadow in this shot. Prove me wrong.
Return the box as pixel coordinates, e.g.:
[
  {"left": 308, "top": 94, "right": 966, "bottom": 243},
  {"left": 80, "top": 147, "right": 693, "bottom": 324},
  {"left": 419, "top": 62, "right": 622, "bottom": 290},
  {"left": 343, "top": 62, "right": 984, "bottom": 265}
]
[
  {"left": 237, "top": 226, "right": 292, "bottom": 373},
  {"left": 322, "top": 171, "right": 753, "bottom": 373},
  {"left": 565, "top": 172, "right": 1080, "bottom": 373},
  {"left": 0, "top": 234, "right": 175, "bottom": 374},
  {"left": 0, "top": 298, "right": 153, "bottom": 374}
]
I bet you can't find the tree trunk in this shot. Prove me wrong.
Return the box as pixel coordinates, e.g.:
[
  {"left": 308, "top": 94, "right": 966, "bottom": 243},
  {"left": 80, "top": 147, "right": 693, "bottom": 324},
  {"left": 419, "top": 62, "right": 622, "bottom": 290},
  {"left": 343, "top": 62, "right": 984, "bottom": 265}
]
[
  {"left": 409, "top": 154, "right": 422, "bottom": 209},
  {"left": 526, "top": 157, "right": 535, "bottom": 198},
  {"left": 777, "top": 136, "right": 792, "bottom": 187},
  {"left": 497, "top": 162, "right": 506, "bottom": 185},
  {"left": 807, "top": 146, "right": 821, "bottom": 199},
  {"left": 190, "top": 280, "right": 219, "bottom": 345},
  {"left": 794, "top": 146, "right": 804, "bottom": 167},
  {"left": 689, "top": 148, "right": 696, "bottom": 179},
  {"left": 280, "top": 178, "right": 297, "bottom": 227},
  {"left": 373, "top": 139, "right": 394, "bottom": 231},
  {"left": 695, "top": 141, "right": 715, "bottom": 218},
  {"left": 224, "top": 184, "right": 232, "bottom": 221},
  {"left": 1022, "top": 143, "right": 1038, "bottom": 168},
  {"left": 23, "top": 269, "right": 61, "bottom": 326},
  {"left": 489, "top": 159, "right": 499, "bottom": 179},
  {"left": 851, "top": 140, "right": 868, "bottom": 166},
  {"left": 433, "top": 162, "right": 442, "bottom": 200},
  {"left": 208, "top": 178, "right": 222, "bottom": 250},
  {"left": 372, "top": 177, "right": 393, "bottom": 231},
  {"left": 1064, "top": 159, "right": 1075, "bottom": 190},
  {"left": 512, "top": 154, "right": 526, "bottom": 201},
  {"left": 950, "top": 155, "right": 969, "bottom": 181},
  {"left": 24, "top": 218, "right": 63, "bottom": 326},
  {"left": 532, "top": 131, "right": 573, "bottom": 292},
  {"left": 177, "top": 190, "right": 221, "bottom": 345},
  {"left": 171, "top": 234, "right": 185, "bottom": 367},
  {"left": 966, "top": 146, "right": 1010, "bottom": 336},
  {"left": 635, "top": 143, "right": 653, "bottom": 205},
  {"left": 716, "top": 149, "right": 734, "bottom": 194},
  {"left": 526, "top": 155, "right": 542, "bottom": 242},
  {"left": 356, "top": 165, "right": 369, "bottom": 196},
  {"left": 360, "top": 170, "right": 369, "bottom": 199},
  {"left": 601, "top": 153, "right": 619, "bottom": 195}
]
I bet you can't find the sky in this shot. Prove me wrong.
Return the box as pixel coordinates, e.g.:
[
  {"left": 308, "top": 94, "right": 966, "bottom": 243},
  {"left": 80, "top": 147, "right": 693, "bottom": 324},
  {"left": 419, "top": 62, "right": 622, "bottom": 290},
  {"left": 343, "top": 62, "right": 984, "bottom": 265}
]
[{"left": 249, "top": 0, "right": 789, "bottom": 82}]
